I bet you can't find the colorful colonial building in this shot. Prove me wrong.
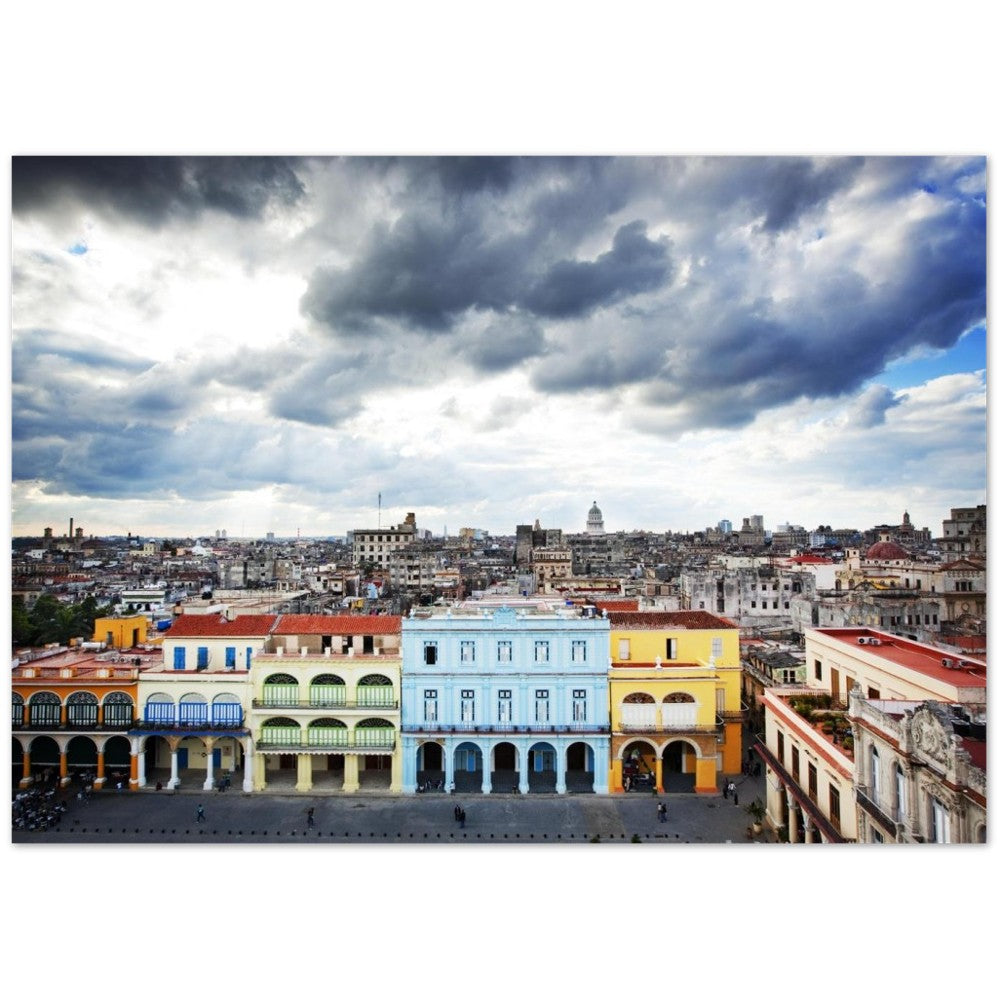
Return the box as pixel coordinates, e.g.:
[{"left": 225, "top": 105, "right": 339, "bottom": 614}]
[
  {"left": 250, "top": 615, "right": 402, "bottom": 792},
  {"left": 607, "top": 611, "right": 742, "bottom": 794},
  {"left": 400, "top": 599, "right": 611, "bottom": 794},
  {"left": 13, "top": 645, "right": 151, "bottom": 790}
]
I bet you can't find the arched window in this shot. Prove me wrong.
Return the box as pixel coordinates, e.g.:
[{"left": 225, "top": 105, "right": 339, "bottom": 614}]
[
  {"left": 309, "top": 674, "right": 346, "bottom": 707},
  {"left": 358, "top": 674, "right": 394, "bottom": 707},
  {"left": 263, "top": 673, "right": 299, "bottom": 706},
  {"left": 624, "top": 692, "right": 654, "bottom": 704},
  {"left": 12, "top": 692, "right": 25, "bottom": 728},
  {"left": 29, "top": 692, "right": 61, "bottom": 727},
  {"left": 355, "top": 717, "right": 395, "bottom": 748},
  {"left": 307, "top": 718, "right": 348, "bottom": 746},
  {"left": 178, "top": 692, "right": 209, "bottom": 724},
  {"left": 67, "top": 691, "right": 99, "bottom": 727},
  {"left": 663, "top": 692, "right": 695, "bottom": 703},
  {"left": 211, "top": 692, "right": 242, "bottom": 727},
  {"left": 260, "top": 717, "right": 301, "bottom": 747},
  {"left": 104, "top": 692, "right": 134, "bottom": 728},
  {"left": 145, "top": 692, "right": 175, "bottom": 724}
]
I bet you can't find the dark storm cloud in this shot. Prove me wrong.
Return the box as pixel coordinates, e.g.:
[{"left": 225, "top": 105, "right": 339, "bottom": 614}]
[
  {"left": 522, "top": 221, "right": 671, "bottom": 318},
  {"left": 749, "top": 157, "right": 866, "bottom": 232},
  {"left": 460, "top": 314, "right": 547, "bottom": 372},
  {"left": 12, "top": 156, "right": 305, "bottom": 224}
]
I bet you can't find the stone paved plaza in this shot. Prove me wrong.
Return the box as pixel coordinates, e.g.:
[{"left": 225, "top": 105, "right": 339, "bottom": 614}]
[{"left": 12, "top": 770, "right": 772, "bottom": 845}]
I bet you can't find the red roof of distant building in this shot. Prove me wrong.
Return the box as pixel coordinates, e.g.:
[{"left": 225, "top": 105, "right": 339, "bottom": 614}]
[
  {"left": 787, "top": 555, "right": 833, "bottom": 565},
  {"left": 166, "top": 615, "right": 278, "bottom": 637},
  {"left": 274, "top": 614, "right": 402, "bottom": 635},
  {"left": 593, "top": 599, "right": 640, "bottom": 612},
  {"left": 607, "top": 611, "right": 738, "bottom": 630}
]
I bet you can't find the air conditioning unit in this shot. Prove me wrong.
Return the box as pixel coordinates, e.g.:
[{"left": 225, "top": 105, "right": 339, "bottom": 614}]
[
  {"left": 941, "top": 657, "right": 955, "bottom": 669},
  {"left": 857, "top": 637, "right": 868, "bottom": 645},
  {"left": 868, "top": 639, "right": 882, "bottom": 646}
]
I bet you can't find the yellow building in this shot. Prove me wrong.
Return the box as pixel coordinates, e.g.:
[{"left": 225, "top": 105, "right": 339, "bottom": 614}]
[
  {"left": 607, "top": 611, "right": 742, "bottom": 794},
  {"left": 93, "top": 615, "right": 149, "bottom": 650}
]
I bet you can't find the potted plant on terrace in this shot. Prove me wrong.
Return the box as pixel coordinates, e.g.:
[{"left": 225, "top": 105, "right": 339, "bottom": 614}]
[{"left": 745, "top": 798, "right": 766, "bottom": 834}]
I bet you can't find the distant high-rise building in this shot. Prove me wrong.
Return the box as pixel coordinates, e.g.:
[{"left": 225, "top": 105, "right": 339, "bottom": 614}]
[
  {"left": 750, "top": 514, "right": 764, "bottom": 532},
  {"left": 717, "top": 519, "right": 733, "bottom": 535}
]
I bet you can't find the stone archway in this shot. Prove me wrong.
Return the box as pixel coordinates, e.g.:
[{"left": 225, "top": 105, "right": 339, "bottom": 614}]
[
  {"left": 527, "top": 741, "right": 557, "bottom": 793},
  {"left": 452, "top": 741, "right": 483, "bottom": 793},
  {"left": 621, "top": 739, "right": 657, "bottom": 791},
  {"left": 417, "top": 741, "right": 445, "bottom": 790},
  {"left": 491, "top": 741, "right": 519, "bottom": 793},
  {"left": 565, "top": 741, "right": 594, "bottom": 793},
  {"left": 662, "top": 738, "right": 698, "bottom": 792}
]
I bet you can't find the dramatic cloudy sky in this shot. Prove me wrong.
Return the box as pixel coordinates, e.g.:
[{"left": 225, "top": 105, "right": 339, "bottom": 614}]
[{"left": 10, "top": 155, "right": 986, "bottom": 539}]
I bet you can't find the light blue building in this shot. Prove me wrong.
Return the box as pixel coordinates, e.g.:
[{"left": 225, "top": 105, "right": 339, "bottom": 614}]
[{"left": 400, "top": 601, "right": 610, "bottom": 794}]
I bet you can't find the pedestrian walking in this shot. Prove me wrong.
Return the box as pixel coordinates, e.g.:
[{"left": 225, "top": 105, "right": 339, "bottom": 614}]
[
  {"left": 657, "top": 802, "right": 666, "bottom": 823},
  {"left": 307, "top": 807, "right": 315, "bottom": 828},
  {"left": 454, "top": 805, "right": 461, "bottom": 822},
  {"left": 723, "top": 780, "right": 729, "bottom": 799},
  {"left": 459, "top": 808, "right": 466, "bottom": 829},
  {"left": 196, "top": 804, "right": 205, "bottom": 823},
  {"left": 733, "top": 787, "right": 739, "bottom": 807}
]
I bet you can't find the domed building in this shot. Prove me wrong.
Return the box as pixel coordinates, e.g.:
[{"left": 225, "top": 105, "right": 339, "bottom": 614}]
[
  {"left": 865, "top": 540, "right": 910, "bottom": 562},
  {"left": 586, "top": 501, "right": 605, "bottom": 535}
]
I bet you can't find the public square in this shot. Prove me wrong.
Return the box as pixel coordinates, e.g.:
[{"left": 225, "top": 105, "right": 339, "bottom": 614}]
[{"left": 12, "top": 768, "right": 771, "bottom": 846}]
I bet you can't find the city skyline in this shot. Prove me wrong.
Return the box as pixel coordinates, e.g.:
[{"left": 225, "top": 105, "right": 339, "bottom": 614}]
[{"left": 11, "top": 156, "right": 986, "bottom": 539}]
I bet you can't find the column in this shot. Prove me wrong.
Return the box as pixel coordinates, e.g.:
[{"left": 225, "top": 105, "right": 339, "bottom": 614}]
[
  {"left": 95, "top": 751, "right": 106, "bottom": 789},
  {"left": 343, "top": 754, "right": 360, "bottom": 793},
  {"left": 444, "top": 740, "right": 455, "bottom": 793},
  {"left": 786, "top": 791, "right": 800, "bottom": 844},
  {"left": 389, "top": 745, "right": 402, "bottom": 793},
  {"left": 59, "top": 750, "right": 69, "bottom": 785},
  {"left": 295, "top": 753, "right": 313, "bottom": 792},
  {"left": 243, "top": 742, "right": 255, "bottom": 792},
  {"left": 610, "top": 756, "right": 623, "bottom": 793},
  {"left": 203, "top": 739, "right": 216, "bottom": 791},
  {"left": 20, "top": 750, "right": 32, "bottom": 788},
  {"left": 168, "top": 747, "right": 180, "bottom": 789},
  {"left": 518, "top": 741, "right": 529, "bottom": 794},
  {"left": 593, "top": 742, "right": 609, "bottom": 794},
  {"left": 133, "top": 739, "right": 145, "bottom": 788},
  {"left": 480, "top": 743, "right": 492, "bottom": 794},
  {"left": 97, "top": 702, "right": 104, "bottom": 727},
  {"left": 654, "top": 756, "right": 664, "bottom": 794},
  {"left": 60, "top": 704, "right": 68, "bottom": 726},
  {"left": 252, "top": 751, "right": 266, "bottom": 792},
  {"left": 803, "top": 818, "right": 815, "bottom": 844},
  {"left": 555, "top": 742, "right": 567, "bottom": 795}
]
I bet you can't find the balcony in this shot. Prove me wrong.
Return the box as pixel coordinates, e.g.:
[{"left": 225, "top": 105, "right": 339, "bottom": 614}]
[
  {"left": 256, "top": 732, "right": 396, "bottom": 751},
  {"left": 252, "top": 698, "right": 399, "bottom": 711},
  {"left": 400, "top": 723, "right": 607, "bottom": 735},
  {"left": 855, "top": 784, "right": 898, "bottom": 836}
]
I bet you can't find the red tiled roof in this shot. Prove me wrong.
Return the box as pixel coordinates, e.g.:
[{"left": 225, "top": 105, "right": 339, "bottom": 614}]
[
  {"left": 274, "top": 614, "right": 402, "bottom": 635},
  {"left": 593, "top": 599, "right": 640, "bottom": 612},
  {"left": 165, "top": 614, "right": 278, "bottom": 637},
  {"left": 961, "top": 738, "right": 986, "bottom": 771},
  {"left": 607, "top": 611, "right": 738, "bottom": 630}
]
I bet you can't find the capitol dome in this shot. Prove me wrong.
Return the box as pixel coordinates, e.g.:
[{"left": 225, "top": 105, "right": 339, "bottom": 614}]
[
  {"left": 865, "top": 541, "right": 909, "bottom": 561},
  {"left": 586, "top": 501, "right": 605, "bottom": 535}
]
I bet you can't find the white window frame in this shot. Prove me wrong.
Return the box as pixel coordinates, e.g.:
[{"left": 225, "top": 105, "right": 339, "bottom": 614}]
[
  {"left": 931, "top": 797, "right": 950, "bottom": 843},
  {"left": 423, "top": 689, "right": 438, "bottom": 723},
  {"left": 498, "top": 689, "right": 512, "bottom": 723},
  {"left": 534, "top": 641, "right": 550, "bottom": 663},
  {"left": 460, "top": 641, "right": 476, "bottom": 663},
  {"left": 572, "top": 689, "right": 587, "bottom": 722},
  {"left": 460, "top": 689, "right": 475, "bottom": 723},
  {"left": 711, "top": 637, "right": 723, "bottom": 659},
  {"left": 571, "top": 640, "right": 587, "bottom": 663},
  {"left": 618, "top": 638, "right": 631, "bottom": 660},
  {"left": 497, "top": 641, "right": 512, "bottom": 663},
  {"left": 534, "top": 689, "right": 550, "bottom": 723}
]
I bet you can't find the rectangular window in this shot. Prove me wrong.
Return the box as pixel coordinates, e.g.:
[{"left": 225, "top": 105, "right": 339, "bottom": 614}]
[
  {"left": 571, "top": 641, "right": 587, "bottom": 663},
  {"left": 225, "top": 647, "right": 236, "bottom": 669},
  {"left": 808, "top": 762, "right": 818, "bottom": 802},
  {"left": 534, "top": 689, "right": 550, "bottom": 723},
  {"left": 497, "top": 641, "right": 512, "bottom": 663},
  {"left": 711, "top": 637, "right": 723, "bottom": 659},
  {"left": 173, "top": 647, "right": 186, "bottom": 670},
  {"left": 423, "top": 689, "right": 437, "bottom": 723},
  {"left": 751, "top": 601, "right": 757, "bottom": 609},
  {"left": 871, "top": 828, "right": 884, "bottom": 843},
  {"left": 246, "top": 647, "right": 253, "bottom": 668},
  {"left": 814, "top": 659, "right": 822, "bottom": 681},
  {"left": 895, "top": 766, "right": 907, "bottom": 824},
  {"left": 534, "top": 641, "right": 550, "bottom": 663},
  {"left": 777, "top": 731, "right": 785, "bottom": 764},
  {"left": 460, "top": 690, "right": 475, "bottom": 723},
  {"left": 867, "top": 686, "right": 880, "bottom": 699},
  {"left": 791, "top": 745, "right": 799, "bottom": 782},
  {"left": 618, "top": 638, "right": 631, "bottom": 660},
  {"left": 572, "top": 689, "right": 587, "bottom": 722},
  {"left": 460, "top": 641, "right": 475, "bottom": 663},
  {"left": 829, "top": 786, "right": 841, "bottom": 832},
  {"left": 197, "top": 647, "right": 209, "bottom": 669},
  {"left": 666, "top": 638, "right": 678, "bottom": 660},
  {"left": 423, "top": 642, "right": 437, "bottom": 665},
  {"left": 498, "top": 690, "right": 512, "bottom": 723},
  {"left": 931, "top": 797, "right": 950, "bottom": 843}
]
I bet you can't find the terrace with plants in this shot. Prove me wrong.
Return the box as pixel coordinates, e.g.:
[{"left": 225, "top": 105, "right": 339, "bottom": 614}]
[{"left": 785, "top": 693, "right": 855, "bottom": 759}]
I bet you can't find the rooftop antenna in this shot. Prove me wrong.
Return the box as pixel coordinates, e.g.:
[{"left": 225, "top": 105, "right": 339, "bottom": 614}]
[{"left": 378, "top": 492, "right": 382, "bottom": 529}]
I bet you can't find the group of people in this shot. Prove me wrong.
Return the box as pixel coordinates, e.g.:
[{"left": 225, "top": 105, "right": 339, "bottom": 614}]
[
  {"left": 453, "top": 804, "right": 467, "bottom": 828},
  {"left": 12, "top": 787, "right": 66, "bottom": 831}
]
